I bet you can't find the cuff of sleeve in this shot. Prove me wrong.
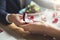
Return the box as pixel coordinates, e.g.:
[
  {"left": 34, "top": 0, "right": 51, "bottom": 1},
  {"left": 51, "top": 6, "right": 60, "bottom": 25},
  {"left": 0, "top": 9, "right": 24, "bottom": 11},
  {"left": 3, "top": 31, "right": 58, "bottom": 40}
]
[{"left": 6, "top": 14, "right": 12, "bottom": 23}]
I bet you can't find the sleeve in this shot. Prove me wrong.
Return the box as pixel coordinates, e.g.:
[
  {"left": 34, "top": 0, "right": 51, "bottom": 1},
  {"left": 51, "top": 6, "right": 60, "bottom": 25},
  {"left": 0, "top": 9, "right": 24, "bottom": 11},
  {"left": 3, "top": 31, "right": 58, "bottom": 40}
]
[
  {"left": 0, "top": 0, "right": 11, "bottom": 25},
  {"left": 24, "top": 0, "right": 32, "bottom": 7}
]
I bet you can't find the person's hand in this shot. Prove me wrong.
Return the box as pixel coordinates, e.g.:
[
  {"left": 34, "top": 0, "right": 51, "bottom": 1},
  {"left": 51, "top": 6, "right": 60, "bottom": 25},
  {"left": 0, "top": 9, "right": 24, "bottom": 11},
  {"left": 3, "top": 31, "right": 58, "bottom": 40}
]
[
  {"left": 8, "top": 14, "right": 25, "bottom": 26},
  {"left": 20, "top": 22, "right": 48, "bottom": 34},
  {"left": 20, "top": 22, "right": 60, "bottom": 38},
  {"left": 8, "top": 23, "right": 30, "bottom": 37},
  {"left": 8, "top": 14, "right": 30, "bottom": 36}
]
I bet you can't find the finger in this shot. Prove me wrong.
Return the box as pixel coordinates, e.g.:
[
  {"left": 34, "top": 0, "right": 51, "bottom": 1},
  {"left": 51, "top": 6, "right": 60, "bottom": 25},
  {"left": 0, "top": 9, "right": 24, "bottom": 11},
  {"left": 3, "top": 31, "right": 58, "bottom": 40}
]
[
  {"left": 19, "top": 15, "right": 23, "bottom": 19},
  {"left": 20, "top": 24, "right": 30, "bottom": 27},
  {"left": 18, "top": 14, "right": 23, "bottom": 19},
  {"left": 16, "top": 14, "right": 23, "bottom": 19},
  {"left": 9, "top": 24, "right": 30, "bottom": 34},
  {"left": 15, "top": 14, "right": 27, "bottom": 25},
  {"left": 15, "top": 16, "right": 25, "bottom": 25},
  {"left": 18, "top": 27, "right": 30, "bottom": 34},
  {"left": 17, "top": 27, "right": 25, "bottom": 33},
  {"left": 15, "top": 27, "right": 30, "bottom": 36},
  {"left": 13, "top": 27, "right": 30, "bottom": 36},
  {"left": 19, "top": 19, "right": 25, "bottom": 23},
  {"left": 8, "top": 23, "right": 26, "bottom": 33},
  {"left": 8, "top": 23, "right": 30, "bottom": 36},
  {"left": 8, "top": 23, "right": 20, "bottom": 30},
  {"left": 33, "top": 21, "right": 49, "bottom": 27},
  {"left": 27, "top": 22, "right": 41, "bottom": 25},
  {"left": 20, "top": 21, "right": 44, "bottom": 27}
]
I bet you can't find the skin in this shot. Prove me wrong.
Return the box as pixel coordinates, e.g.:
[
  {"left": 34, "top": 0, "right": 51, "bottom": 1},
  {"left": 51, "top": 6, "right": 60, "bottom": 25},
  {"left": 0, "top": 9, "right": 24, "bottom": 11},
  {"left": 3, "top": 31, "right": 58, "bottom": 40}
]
[
  {"left": 8, "top": 14, "right": 30, "bottom": 36},
  {"left": 20, "top": 22, "right": 60, "bottom": 38},
  {"left": 8, "top": 14, "right": 60, "bottom": 38}
]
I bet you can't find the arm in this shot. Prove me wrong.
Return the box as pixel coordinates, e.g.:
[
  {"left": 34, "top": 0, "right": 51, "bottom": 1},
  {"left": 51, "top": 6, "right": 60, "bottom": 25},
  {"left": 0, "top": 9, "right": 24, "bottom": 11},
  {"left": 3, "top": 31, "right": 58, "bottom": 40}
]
[
  {"left": 0, "top": 0, "right": 11, "bottom": 25},
  {"left": 20, "top": 22, "right": 60, "bottom": 38}
]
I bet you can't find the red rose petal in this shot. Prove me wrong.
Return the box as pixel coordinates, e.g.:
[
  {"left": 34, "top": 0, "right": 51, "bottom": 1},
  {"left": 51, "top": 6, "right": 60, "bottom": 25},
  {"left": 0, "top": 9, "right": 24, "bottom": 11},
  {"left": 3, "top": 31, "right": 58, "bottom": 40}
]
[
  {"left": 29, "top": 16, "right": 34, "bottom": 20},
  {"left": 52, "top": 18, "right": 58, "bottom": 23}
]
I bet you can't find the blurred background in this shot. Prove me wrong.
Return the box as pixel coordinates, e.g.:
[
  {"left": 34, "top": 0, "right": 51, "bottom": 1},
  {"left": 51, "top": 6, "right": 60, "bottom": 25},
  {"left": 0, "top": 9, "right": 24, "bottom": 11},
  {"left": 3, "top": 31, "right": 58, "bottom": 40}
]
[{"left": 33, "top": 0, "right": 60, "bottom": 10}]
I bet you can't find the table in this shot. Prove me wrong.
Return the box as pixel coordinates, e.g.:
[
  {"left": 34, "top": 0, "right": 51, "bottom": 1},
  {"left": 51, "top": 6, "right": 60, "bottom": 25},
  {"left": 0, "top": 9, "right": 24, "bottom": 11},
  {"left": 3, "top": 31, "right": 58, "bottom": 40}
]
[{"left": 0, "top": 23, "right": 59, "bottom": 40}]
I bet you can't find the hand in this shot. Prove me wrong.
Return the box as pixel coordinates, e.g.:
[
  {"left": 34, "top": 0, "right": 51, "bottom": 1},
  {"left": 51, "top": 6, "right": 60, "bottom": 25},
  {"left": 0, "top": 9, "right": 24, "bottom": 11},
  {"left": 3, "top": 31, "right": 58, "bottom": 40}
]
[
  {"left": 8, "top": 14, "right": 25, "bottom": 26},
  {"left": 20, "top": 22, "right": 48, "bottom": 34},
  {"left": 8, "top": 14, "right": 30, "bottom": 36},
  {"left": 8, "top": 23, "right": 30, "bottom": 37},
  {"left": 20, "top": 22, "right": 60, "bottom": 38}
]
